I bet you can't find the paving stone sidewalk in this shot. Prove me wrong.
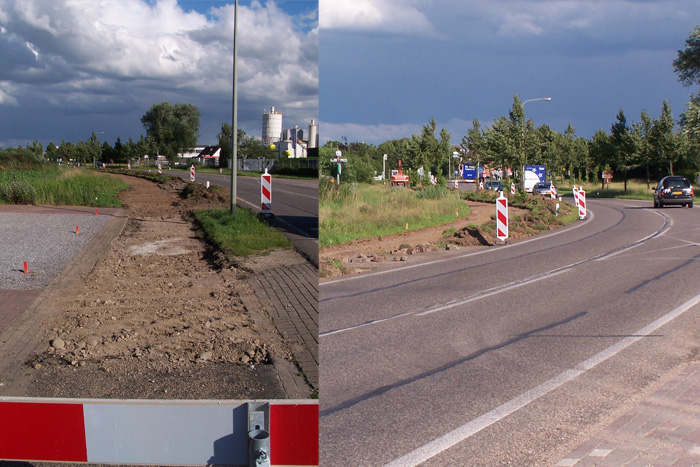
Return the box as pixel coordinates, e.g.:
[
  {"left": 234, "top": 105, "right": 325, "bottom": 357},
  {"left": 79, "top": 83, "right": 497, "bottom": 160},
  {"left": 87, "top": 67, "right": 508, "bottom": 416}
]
[
  {"left": 249, "top": 263, "right": 318, "bottom": 393},
  {"left": 558, "top": 362, "right": 700, "bottom": 466}
]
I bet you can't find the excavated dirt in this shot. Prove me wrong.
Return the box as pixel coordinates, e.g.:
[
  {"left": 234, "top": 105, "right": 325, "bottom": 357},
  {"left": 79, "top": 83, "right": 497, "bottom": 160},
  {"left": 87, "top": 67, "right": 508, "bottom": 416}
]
[
  {"left": 22, "top": 174, "right": 307, "bottom": 400},
  {"left": 320, "top": 196, "right": 574, "bottom": 279}
]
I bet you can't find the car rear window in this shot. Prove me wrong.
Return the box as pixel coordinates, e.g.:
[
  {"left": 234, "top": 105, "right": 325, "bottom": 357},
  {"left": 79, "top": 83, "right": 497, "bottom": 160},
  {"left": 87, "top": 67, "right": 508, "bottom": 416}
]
[{"left": 665, "top": 178, "right": 690, "bottom": 188}]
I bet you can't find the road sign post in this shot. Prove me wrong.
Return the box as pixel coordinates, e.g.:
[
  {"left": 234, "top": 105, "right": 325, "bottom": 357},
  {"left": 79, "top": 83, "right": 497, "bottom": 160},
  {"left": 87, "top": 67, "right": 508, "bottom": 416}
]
[
  {"left": 578, "top": 189, "right": 586, "bottom": 219},
  {"left": 331, "top": 150, "right": 347, "bottom": 185}
]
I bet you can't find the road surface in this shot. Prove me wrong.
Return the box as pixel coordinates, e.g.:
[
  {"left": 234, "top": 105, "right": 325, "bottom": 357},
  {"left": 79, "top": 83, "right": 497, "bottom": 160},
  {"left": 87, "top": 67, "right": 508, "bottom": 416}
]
[
  {"left": 320, "top": 198, "right": 700, "bottom": 465},
  {"left": 166, "top": 170, "right": 318, "bottom": 265}
]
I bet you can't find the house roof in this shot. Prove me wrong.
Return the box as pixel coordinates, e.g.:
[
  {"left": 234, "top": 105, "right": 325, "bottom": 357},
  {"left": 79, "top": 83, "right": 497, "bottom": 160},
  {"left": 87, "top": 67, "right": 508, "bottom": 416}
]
[{"left": 198, "top": 146, "right": 221, "bottom": 158}]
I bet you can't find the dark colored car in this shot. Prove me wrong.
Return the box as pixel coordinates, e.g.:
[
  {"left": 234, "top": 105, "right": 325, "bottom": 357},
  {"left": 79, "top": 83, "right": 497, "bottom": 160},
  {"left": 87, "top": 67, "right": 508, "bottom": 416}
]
[
  {"left": 532, "top": 181, "right": 552, "bottom": 196},
  {"left": 653, "top": 175, "right": 693, "bottom": 208},
  {"left": 484, "top": 180, "right": 503, "bottom": 191}
]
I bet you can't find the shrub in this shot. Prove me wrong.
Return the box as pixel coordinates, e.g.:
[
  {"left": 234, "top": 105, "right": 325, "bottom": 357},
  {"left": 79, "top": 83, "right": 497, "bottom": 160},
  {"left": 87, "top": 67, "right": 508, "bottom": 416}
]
[{"left": 0, "top": 174, "right": 37, "bottom": 204}]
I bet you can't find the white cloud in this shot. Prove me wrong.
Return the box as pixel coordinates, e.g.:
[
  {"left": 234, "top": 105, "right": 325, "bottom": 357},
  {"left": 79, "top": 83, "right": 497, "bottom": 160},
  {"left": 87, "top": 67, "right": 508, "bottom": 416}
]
[
  {"left": 319, "top": 0, "right": 438, "bottom": 36},
  {"left": 0, "top": 0, "right": 317, "bottom": 145}
]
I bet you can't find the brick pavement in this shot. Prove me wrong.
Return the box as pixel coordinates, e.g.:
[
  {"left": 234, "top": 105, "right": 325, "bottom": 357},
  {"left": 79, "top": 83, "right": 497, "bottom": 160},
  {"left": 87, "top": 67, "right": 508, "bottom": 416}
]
[
  {"left": 558, "top": 362, "right": 700, "bottom": 466},
  {"left": 249, "top": 263, "right": 318, "bottom": 392}
]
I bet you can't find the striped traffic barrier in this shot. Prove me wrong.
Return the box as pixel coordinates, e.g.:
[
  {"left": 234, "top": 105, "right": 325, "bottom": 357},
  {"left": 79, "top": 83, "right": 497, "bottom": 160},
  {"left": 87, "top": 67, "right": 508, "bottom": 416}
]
[
  {"left": 496, "top": 193, "right": 508, "bottom": 242},
  {"left": 0, "top": 398, "right": 318, "bottom": 466},
  {"left": 190, "top": 165, "right": 196, "bottom": 182},
  {"left": 454, "top": 180, "right": 458, "bottom": 189},
  {"left": 511, "top": 182, "right": 515, "bottom": 195},
  {"left": 578, "top": 189, "right": 586, "bottom": 219},
  {"left": 158, "top": 164, "right": 162, "bottom": 174},
  {"left": 261, "top": 169, "right": 271, "bottom": 214},
  {"left": 550, "top": 184, "right": 557, "bottom": 199}
]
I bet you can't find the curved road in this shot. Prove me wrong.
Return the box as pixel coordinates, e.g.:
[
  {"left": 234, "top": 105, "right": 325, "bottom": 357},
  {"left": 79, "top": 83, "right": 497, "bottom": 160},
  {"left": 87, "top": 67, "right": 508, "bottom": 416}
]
[
  {"left": 166, "top": 170, "right": 318, "bottom": 265},
  {"left": 320, "top": 198, "right": 700, "bottom": 465}
]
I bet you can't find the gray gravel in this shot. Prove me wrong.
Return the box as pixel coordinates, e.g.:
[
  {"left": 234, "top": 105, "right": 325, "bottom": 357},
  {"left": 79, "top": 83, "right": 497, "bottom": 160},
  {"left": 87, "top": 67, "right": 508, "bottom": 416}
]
[{"left": 0, "top": 213, "right": 109, "bottom": 289}]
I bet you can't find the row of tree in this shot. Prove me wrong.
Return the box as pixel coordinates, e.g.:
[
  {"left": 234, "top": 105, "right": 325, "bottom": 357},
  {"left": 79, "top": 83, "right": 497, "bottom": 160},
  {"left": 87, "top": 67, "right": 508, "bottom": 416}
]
[
  {"left": 0, "top": 101, "right": 271, "bottom": 166},
  {"left": 321, "top": 25, "right": 700, "bottom": 191}
]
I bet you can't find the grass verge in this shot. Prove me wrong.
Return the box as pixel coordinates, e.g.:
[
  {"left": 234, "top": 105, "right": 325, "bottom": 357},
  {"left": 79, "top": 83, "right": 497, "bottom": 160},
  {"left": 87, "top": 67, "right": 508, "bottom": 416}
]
[
  {"left": 0, "top": 167, "right": 129, "bottom": 207},
  {"left": 193, "top": 208, "right": 291, "bottom": 257},
  {"left": 320, "top": 182, "right": 468, "bottom": 247}
]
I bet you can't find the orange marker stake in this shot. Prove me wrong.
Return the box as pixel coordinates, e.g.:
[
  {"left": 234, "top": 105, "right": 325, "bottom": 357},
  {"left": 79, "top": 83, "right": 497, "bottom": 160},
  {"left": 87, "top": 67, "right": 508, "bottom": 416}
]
[
  {"left": 23, "top": 262, "right": 28, "bottom": 274},
  {"left": 96, "top": 209, "right": 98, "bottom": 215},
  {"left": 76, "top": 225, "right": 79, "bottom": 235}
]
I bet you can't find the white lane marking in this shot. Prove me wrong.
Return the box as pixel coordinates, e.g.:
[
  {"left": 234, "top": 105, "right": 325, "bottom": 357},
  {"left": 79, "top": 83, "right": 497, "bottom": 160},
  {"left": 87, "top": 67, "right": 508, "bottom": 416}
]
[
  {"left": 384, "top": 292, "right": 700, "bottom": 467},
  {"left": 320, "top": 212, "right": 670, "bottom": 338}
]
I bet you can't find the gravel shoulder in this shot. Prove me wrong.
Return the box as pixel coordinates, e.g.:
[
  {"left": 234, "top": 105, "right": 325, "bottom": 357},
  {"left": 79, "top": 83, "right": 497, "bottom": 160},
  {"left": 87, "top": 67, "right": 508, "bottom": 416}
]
[{"left": 1, "top": 174, "right": 311, "bottom": 401}]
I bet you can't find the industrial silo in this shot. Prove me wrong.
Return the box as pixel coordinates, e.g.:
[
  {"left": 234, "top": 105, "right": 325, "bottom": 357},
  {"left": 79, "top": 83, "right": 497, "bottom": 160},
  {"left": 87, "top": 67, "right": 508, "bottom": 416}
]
[
  {"left": 262, "top": 107, "right": 282, "bottom": 146},
  {"left": 308, "top": 119, "right": 318, "bottom": 148}
]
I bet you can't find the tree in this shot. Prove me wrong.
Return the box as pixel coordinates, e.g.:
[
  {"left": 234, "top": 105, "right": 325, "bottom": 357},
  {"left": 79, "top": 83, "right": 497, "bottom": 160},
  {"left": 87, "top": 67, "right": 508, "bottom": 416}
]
[
  {"left": 650, "top": 100, "right": 679, "bottom": 175},
  {"left": 141, "top": 102, "right": 201, "bottom": 163},
  {"left": 632, "top": 110, "right": 654, "bottom": 187},
  {"left": 610, "top": 109, "right": 638, "bottom": 192},
  {"left": 673, "top": 26, "right": 700, "bottom": 88}
]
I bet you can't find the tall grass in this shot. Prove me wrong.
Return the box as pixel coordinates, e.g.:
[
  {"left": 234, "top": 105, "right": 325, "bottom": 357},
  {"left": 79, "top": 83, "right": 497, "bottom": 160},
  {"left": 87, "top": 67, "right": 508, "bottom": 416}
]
[
  {"left": 193, "top": 208, "right": 291, "bottom": 257},
  {"left": 320, "top": 183, "right": 468, "bottom": 247},
  {"left": 0, "top": 168, "right": 129, "bottom": 206}
]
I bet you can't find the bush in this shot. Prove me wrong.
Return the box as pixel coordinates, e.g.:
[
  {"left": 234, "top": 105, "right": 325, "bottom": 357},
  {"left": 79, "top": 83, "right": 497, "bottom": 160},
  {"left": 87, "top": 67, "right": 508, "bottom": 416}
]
[
  {"left": 416, "top": 184, "right": 451, "bottom": 199},
  {"left": 0, "top": 174, "right": 37, "bottom": 204}
]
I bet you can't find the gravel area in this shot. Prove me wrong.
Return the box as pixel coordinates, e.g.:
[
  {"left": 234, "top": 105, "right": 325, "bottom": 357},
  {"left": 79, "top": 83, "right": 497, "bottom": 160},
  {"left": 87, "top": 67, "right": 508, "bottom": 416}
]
[{"left": 0, "top": 212, "right": 109, "bottom": 289}]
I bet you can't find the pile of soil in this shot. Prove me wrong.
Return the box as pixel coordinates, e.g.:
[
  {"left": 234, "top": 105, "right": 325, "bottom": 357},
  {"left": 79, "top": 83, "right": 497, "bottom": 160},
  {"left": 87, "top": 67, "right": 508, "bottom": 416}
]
[
  {"left": 320, "top": 195, "right": 573, "bottom": 279},
  {"left": 22, "top": 174, "right": 306, "bottom": 400}
]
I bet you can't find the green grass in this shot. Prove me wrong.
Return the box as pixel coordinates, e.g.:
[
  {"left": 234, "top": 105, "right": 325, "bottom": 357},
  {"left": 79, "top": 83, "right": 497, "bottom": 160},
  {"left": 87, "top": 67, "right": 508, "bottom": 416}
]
[
  {"left": 320, "top": 182, "right": 468, "bottom": 247},
  {"left": 193, "top": 208, "right": 291, "bottom": 257},
  {"left": 0, "top": 167, "right": 129, "bottom": 207}
]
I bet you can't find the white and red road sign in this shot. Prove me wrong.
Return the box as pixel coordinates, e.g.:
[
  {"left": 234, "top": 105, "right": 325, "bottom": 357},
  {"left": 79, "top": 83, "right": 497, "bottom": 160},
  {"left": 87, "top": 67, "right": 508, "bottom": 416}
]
[
  {"left": 0, "top": 398, "right": 318, "bottom": 465},
  {"left": 578, "top": 189, "right": 587, "bottom": 219},
  {"left": 454, "top": 180, "right": 458, "bottom": 189},
  {"left": 511, "top": 182, "right": 516, "bottom": 195},
  {"left": 550, "top": 184, "right": 557, "bottom": 199},
  {"left": 479, "top": 181, "right": 484, "bottom": 190},
  {"left": 261, "top": 169, "right": 272, "bottom": 213},
  {"left": 496, "top": 194, "right": 508, "bottom": 241},
  {"left": 190, "top": 165, "right": 196, "bottom": 182},
  {"left": 158, "top": 164, "right": 162, "bottom": 174},
  {"left": 573, "top": 185, "right": 580, "bottom": 207}
]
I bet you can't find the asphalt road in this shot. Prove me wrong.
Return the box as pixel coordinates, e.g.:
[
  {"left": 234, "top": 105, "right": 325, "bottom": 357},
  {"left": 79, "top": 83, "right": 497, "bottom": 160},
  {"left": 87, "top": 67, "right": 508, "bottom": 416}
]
[
  {"left": 320, "top": 198, "right": 700, "bottom": 465},
  {"left": 165, "top": 170, "right": 318, "bottom": 265}
]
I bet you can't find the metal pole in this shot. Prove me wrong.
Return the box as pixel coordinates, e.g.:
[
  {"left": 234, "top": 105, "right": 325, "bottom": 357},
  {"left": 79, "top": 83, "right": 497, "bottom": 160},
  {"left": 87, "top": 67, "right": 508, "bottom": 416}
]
[{"left": 230, "top": 0, "right": 239, "bottom": 214}]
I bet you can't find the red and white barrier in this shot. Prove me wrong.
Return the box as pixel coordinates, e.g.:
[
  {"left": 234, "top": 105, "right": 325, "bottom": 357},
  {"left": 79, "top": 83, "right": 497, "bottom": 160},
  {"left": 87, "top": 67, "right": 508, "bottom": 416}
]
[
  {"left": 454, "top": 180, "right": 458, "bottom": 189},
  {"left": 158, "top": 164, "right": 162, "bottom": 174},
  {"left": 496, "top": 194, "right": 508, "bottom": 242},
  {"left": 128, "top": 163, "right": 131, "bottom": 170},
  {"left": 190, "top": 165, "right": 196, "bottom": 182},
  {"left": 573, "top": 185, "right": 580, "bottom": 207},
  {"left": 261, "top": 169, "right": 272, "bottom": 213},
  {"left": 0, "top": 398, "right": 318, "bottom": 466},
  {"left": 578, "top": 189, "right": 586, "bottom": 219},
  {"left": 550, "top": 184, "right": 557, "bottom": 199},
  {"left": 511, "top": 182, "right": 515, "bottom": 195},
  {"left": 479, "top": 181, "right": 484, "bottom": 190}
]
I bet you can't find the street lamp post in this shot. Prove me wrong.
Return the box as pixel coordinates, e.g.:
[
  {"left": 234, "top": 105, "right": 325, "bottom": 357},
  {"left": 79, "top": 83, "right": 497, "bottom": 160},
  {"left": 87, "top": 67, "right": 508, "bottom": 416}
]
[
  {"left": 230, "top": 0, "right": 239, "bottom": 214},
  {"left": 520, "top": 97, "right": 551, "bottom": 191}
]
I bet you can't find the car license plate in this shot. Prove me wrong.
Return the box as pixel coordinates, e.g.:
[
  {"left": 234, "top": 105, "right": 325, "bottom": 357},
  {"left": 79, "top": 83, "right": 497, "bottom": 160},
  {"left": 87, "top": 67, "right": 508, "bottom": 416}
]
[{"left": 673, "top": 191, "right": 682, "bottom": 195}]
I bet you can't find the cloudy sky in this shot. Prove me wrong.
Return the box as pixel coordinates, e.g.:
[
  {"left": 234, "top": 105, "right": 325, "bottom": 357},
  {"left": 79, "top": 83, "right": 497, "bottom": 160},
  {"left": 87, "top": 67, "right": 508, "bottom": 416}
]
[
  {"left": 320, "top": 0, "right": 700, "bottom": 146},
  {"left": 0, "top": 0, "right": 318, "bottom": 149}
]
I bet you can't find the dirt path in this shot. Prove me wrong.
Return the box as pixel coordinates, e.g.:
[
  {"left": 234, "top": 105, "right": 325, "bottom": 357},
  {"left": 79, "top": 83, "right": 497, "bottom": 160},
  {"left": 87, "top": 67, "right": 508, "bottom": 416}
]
[{"left": 22, "top": 174, "right": 309, "bottom": 400}]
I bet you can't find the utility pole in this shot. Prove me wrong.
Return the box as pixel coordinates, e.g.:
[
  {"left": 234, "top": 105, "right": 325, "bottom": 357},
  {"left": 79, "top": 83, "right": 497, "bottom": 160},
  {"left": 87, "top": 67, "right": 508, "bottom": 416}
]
[{"left": 230, "top": 0, "right": 239, "bottom": 214}]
